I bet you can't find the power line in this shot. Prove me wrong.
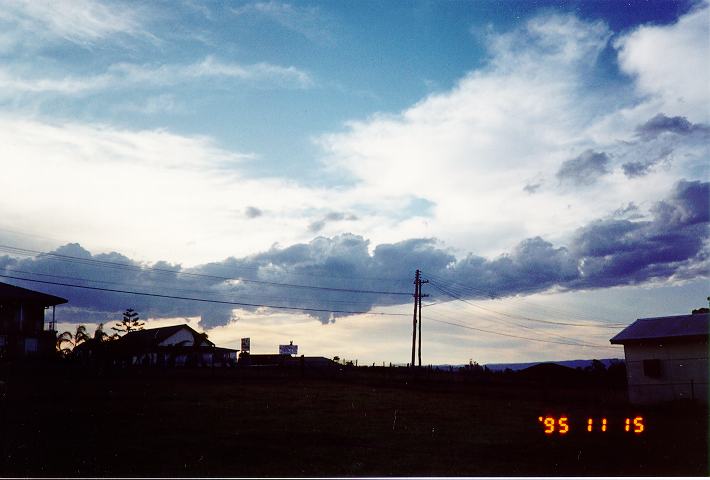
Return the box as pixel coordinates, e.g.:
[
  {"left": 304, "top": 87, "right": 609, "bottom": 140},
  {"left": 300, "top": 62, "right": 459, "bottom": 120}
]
[
  {"left": 428, "top": 279, "right": 625, "bottom": 329},
  {"left": 423, "top": 270, "right": 626, "bottom": 325},
  {"left": 0, "top": 274, "right": 412, "bottom": 317},
  {"left": 0, "top": 227, "right": 409, "bottom": 283},
  {"left": 2, "top": 268, "right": 402, "bottom": 309},
  {"left": 0, "top": 244, "right": 411, "bottom": 296},
  {"left": 427, "top": 316, "right": 617, "bottom": 349},
  {"left": 423, "top": 270, "right": 558, "bottom": 297},
  {"left": 428, "top": 282, "right": 612, "bottom": 346}
]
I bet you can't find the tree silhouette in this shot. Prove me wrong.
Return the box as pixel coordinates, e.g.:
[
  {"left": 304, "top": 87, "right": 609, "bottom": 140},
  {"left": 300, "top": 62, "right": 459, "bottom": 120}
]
[
  {"left": 94, "top": 323, "right": 119, "bottom": 342},
  {"left": 56, "top": 325, "right": 90, "bottom": 357},
  {"left": 111, "top": 309, "right": 145, "bottom": 335}
]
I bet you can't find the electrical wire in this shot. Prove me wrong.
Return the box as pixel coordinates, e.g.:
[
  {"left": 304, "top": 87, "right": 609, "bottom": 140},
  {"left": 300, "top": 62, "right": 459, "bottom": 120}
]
[
  {"left": 426, "top": 316, "right": 618, "bottom": 349},
  {"left": 423, "top": 270, "right": 627, "bottom": 325},
  {"left": 427, "top": 278, "right": 625, "bottom": 329},
  {"left": 0, "top": 274, "right": 412, "bottom": 317},
  {"left": 0, "top": 244, "right": 411, "bottom": 296},
  {"left": 428, "top": 282, "right": 614, "bottom": 346},
  {"left": 2, "top": 267, "right": 406, "bottom": 309},
  {"left": 0, "top": 228, "right": 409, "bottom": 283}
]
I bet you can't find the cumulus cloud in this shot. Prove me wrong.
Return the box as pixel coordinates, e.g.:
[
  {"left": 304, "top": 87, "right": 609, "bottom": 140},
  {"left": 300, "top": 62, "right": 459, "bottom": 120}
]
[
  {"left": 621, "top": 161, "right": 654, "bottom": 178},
  {"left": 570, "top": 180, "right": 708, "bottom": 287},
  {"left": 615, "top": 1, "right": 710, "bottom": 122},
  {"left": 4, "top": 180, "right": 706, "bottom": 327},
  {"left": 556, "top": 150, "right": 611, "bottom": 186},
  {"left": 307, "top": 212, "right": 358, "bottom": 233},
  {"left": 317, "top": 12, "right": 639, "bottom": 257},
  {"left": 636, "top": 113, "right": 710, "bottom": 140},
  {"left": 0, "top": 115, "right": 347, "bottom": 266},
  {"left": 1, "top": 6, "right": 708, "bottom": 336},
  {"left": 612, "top": 202, "right": 643, "bottom": 220},
  {"left": 619, "top": 114, "right": 708, "bottom": 179}
]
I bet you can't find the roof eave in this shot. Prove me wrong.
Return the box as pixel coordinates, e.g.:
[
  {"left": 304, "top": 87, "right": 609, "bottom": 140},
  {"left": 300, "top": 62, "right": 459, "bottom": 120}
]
[{"left": 610, "top": 334, "right": 708, "bottom": 345}]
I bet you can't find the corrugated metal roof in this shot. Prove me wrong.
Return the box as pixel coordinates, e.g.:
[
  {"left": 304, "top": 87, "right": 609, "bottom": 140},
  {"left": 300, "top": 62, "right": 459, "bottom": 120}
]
[
  {"left": 610, "top": 313, "right": 709, "bottom": 344},
  {"left": 0, "top": 281, "right": 68, "bottom": 306}
]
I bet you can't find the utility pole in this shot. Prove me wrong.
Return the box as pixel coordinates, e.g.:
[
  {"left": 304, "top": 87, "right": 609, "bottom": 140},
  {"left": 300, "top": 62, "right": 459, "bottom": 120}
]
[
  {"left": 411, "top": 269, "right": 429, "bottom": 368},
  {"left": 411, "top": 270, "right": 419, "bottom": 368},
  {"left": 418, "top": 275, "right": 429, "bottom": 367}
]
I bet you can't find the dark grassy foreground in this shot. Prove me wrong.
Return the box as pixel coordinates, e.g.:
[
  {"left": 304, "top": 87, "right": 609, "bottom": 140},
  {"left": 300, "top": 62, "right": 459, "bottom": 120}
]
[{"left": 0, "top": 366, "right": 707, "bottom": 477}]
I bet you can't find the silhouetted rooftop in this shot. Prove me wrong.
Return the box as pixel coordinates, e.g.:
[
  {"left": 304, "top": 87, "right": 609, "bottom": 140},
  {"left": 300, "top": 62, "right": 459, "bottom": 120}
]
[
  {"left": 119, "top": 324, "right": 215, "bottom": 349},
  {"left": 0, "top": 281, "right": 68, "bottom": 306},
  {"left": 610, "top": 313, "right": 709, "bottom": 344}
]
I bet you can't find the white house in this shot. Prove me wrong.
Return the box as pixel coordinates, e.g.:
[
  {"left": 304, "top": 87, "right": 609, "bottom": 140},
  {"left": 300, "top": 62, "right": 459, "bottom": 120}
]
[
  {"left": 75, "top": 324, "right": 238, "bottom": 367},
  {"left": 610, "top": 312, "right": 708, "bottom": 405}
]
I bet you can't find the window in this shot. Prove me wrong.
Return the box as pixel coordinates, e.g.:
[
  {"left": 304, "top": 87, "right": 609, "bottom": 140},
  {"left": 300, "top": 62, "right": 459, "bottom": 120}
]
[{"left": 643, "top": 359, "right": 662, "bottom": 378}]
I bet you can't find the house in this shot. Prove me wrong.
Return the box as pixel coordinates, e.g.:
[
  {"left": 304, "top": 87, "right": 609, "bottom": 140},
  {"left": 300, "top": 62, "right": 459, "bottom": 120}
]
[
  {"left": 0, "top": 282, "right": 67, "bottom": 360},
  {"left": 76, "top": 324, "right": 238, "bottom": 367},
  {"left": 610, "top": 312, "right": 708, "bottom": 405}
]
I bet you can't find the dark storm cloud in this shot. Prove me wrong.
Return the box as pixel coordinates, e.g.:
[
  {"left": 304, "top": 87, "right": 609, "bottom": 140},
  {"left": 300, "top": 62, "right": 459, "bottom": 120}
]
[
  {"left": 636, "top": 114, "right": 710, "bottom": 140},
  {"left": 307, "top": 211, "right": 358, "bottom": 233},
  {"left": 556, "top": 150, "right": 610, "bottom": 186},
  {"left": 569, "top": 180, "right": 708, "bottom": 287},
  {"left": 2, "top": 182, "right": 707, "bottom": 328},
  {"left": 244, "top": 206, "right": 263, "bottom": 218}
]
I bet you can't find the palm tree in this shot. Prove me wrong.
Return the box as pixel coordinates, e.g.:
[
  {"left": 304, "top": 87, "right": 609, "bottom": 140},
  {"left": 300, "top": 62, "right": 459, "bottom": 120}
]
[
  {"left": 93, "top": 323, "right": 118, "bottom": 342},
  {"left": 56, "top": 325, "right": 90, "bottom": 357}
]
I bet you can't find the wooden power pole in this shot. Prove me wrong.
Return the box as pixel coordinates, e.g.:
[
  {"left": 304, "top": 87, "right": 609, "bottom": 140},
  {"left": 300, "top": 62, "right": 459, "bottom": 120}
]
[
  {"left": 411, "top": 270, "right": 419, "bottom": 368},
  {"left": 411, "top": 269, "right": 428, "bottom": 368},
  {"left": 418, "top": 274, "right": 428, "bottom": 367}
]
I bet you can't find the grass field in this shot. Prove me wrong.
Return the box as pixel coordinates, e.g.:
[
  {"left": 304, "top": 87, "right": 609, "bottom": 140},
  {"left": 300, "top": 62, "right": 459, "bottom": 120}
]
[{"left": 0, "top": 366, "right": 707, "bottom": 477}]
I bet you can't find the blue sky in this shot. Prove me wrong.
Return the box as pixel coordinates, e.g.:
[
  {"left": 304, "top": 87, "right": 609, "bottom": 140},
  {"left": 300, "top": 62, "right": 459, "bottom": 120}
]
[{"left": 0, "top": 0, "right": 708, "bottom": 364}]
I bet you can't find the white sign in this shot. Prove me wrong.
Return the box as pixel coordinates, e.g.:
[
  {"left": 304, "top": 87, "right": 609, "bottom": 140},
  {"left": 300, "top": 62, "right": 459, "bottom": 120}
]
[
  {"left": 279, "top": 343, "right": 298, "bottom": 356},
  {"left": 241, "top": 337, "right": 250, "bottom": 352}
]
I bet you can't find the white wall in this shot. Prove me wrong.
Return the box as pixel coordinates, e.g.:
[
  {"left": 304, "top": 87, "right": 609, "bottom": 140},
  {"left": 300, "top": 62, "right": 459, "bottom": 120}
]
[
  {"left": 158, "top": 328, "right": 195, "bottom": 347},
  {"left": 624, "top": 338, "right": 708, "bottom": 405}
]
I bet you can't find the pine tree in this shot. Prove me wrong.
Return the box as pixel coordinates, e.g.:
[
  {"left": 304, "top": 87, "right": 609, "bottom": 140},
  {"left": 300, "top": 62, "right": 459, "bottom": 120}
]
[{"left": 112, "top": 308, "right": 145, "bottom": 335}]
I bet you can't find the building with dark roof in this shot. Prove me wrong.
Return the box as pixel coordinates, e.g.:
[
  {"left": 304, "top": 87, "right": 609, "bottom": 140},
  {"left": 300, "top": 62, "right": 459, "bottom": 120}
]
[
  {"left": 610, "top": 312, "right": 708, "bottom": 405},
  {"left": 76, "top": 324, "right": 238, "bottom": 367},
  {"left": 0, "top": 282, "right": 67, "bottom": 360},
  {"left": 238, "top": 353, "right": 338, "bottom": 370}
]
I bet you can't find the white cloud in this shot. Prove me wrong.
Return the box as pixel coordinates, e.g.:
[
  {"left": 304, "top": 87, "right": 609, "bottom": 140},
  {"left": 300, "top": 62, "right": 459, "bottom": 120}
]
[
  {"left": 615, "top": 1, "right": 710, "bottom": 123},
  {"left": 317, "top": 11, "right": 709, "bottom": 257},
  {"left": 115, "top": 94, "right": 186, "bottom": 115},
  {"left": 0, "top": 115, "right": 335, "bottom": 265},
  {"left": 3, "top": 9, "right": 705, "bottom": 269},
  {"left": 232, "top": 1, "right": 334, "bottom": 44},
  {"left": 0, "top": 56, "right": 313, "bottom": 97},
  {"left": 318, "top": 14, "right": 615, "bottom": 256},
  {"left": 0, "top": 0, "right": 150, "bottom": 49}
]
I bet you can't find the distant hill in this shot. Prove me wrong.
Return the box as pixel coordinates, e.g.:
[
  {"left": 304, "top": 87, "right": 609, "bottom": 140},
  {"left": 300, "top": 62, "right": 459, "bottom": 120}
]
[{"left": 483, "top": 358, "right": 623, "bottom": 371}]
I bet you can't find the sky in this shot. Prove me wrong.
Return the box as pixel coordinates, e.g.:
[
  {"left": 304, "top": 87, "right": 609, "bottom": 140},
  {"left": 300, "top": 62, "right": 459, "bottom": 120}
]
[{"left": 0, "top": 0, "right": 708, "bottom": 365}]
